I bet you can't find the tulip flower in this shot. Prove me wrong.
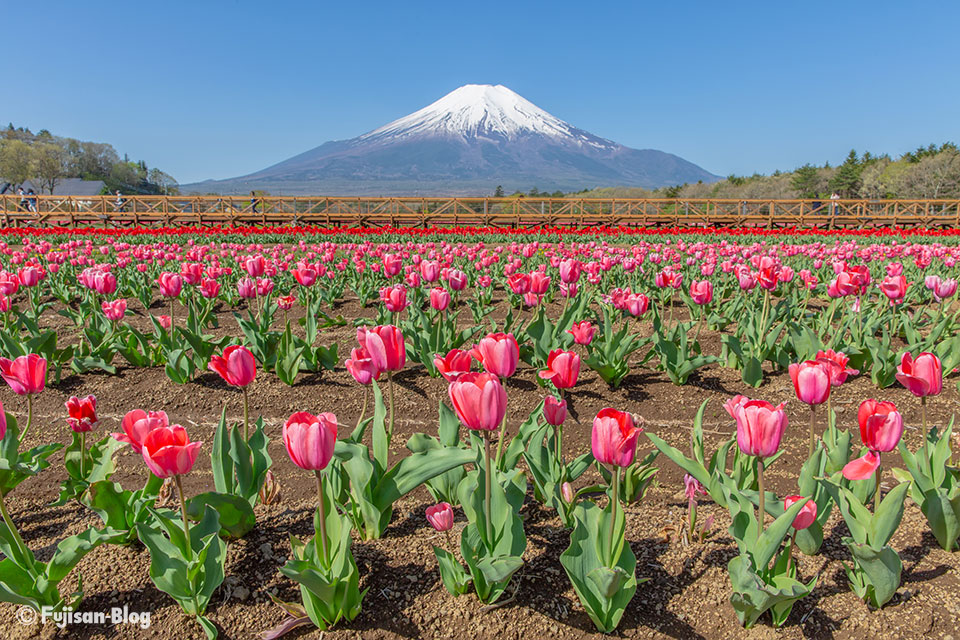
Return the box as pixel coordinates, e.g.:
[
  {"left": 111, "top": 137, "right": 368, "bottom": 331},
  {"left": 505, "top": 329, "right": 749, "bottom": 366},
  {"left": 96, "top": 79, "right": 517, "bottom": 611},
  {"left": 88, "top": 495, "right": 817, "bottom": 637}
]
[
  {"left": 430, "top": 287, "right": 451, "bottom": 312},
  {"left": 561, "top": 481, "right": 575, "bottom": 503},
  {"left": 559, "top": 259, "right": 581, "bottom": 284},
  {"left": 157, "top": 272, "right": 183, "bottom": 298},
  {"left": 426, "top": 502, "right": 454, "bottom": 532},
  {"left": 345, "top": 347, "right": 382, "bottom": 386},
  {"left": 276, "top": 294, "right": 295, "bottom": 310},
  {"left": 815, "top": 349, "right": 859, "bottom": 387},
  {"left": 65, "top": 395, "right": 99, "bottom": 433},
  {"left": 567, "top": 320, "right": 595, "bottom": 345},
  {"left": 539, "top": 349, "right": 580, "bottom": 390},
  {"left": 17, "top": 267, "right": 40, "bottom": 288},
  {"left": 142, "top": 424, "right": 202, "bottom": 480},
  {"left": 897, "top": 350, "right": 942, "bottom": 438},
  {"left": 292, "top": 266, "right": 317, "bottom": 287},
  {"left": 783, "top": 495, "right": 816, "bottom": 530},
  {"left": 730, "top": 396, "right": 787, "bottom": 527},
  {"left": 449, "top": 372, "right": 507, "bottom": 544},
  {"left": 543, "top": 395, "right": 567, "bottom": 426},
  {"left": 199, "top": 278, "right": 221, "bottom": 299},
  {"left": 243, "top": 255, "right": 265, "bottom": 277},
  {"left": 209, "top": 345, "right": 257, "bottom": 439},
  {"left": 592, "top": 408, "right": 642, "bottom": 469},
  {"left": 284, "top": 410, "right": 339, "bottom": 558},
  {"left": 446, "top": 269, "right": 468, "bottom": 291},
  {"left": 379, "top": 284, "right": 409, "bottom": 313},
  {"left": 690, "top": 279, "right": 713, "bottom": 305},
  {"left": 433, "top": 348, "right": 472, "bottom": 382},
  {"left": 471, "top": 332, "right": 519, "bottom": 378},
  {"left": 237, "top": 277, "right": 256, "bottom": 299},
  {"left": 842, "top": 400, "right": 904, "bottom": 489},
  {"left": 0, "top": 353, "right": 46, "bottom": 442},
  {"left": 789, "top": 360, "right": 830, "bottom": 455},
  {"left": 358, "top": 325, "right": 406, "bottom": 441},
  {"left": 880, "top": 274, "right": 908, "bottom": 305},
  {"left": 112, "top": 409, "right": 169, "bottom": 453},
  {"left": 101, "top": 298, "right": 127, "bottom": 322},
  {"left": 448, "top": 372, "right": 507, "bottom": 433}
]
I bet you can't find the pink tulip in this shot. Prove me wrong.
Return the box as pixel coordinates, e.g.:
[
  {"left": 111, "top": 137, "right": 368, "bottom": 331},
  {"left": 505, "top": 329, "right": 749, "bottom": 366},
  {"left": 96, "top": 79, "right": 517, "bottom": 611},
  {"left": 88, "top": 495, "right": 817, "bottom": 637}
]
[
  {"left": 425, "top": 502, "right": 454, "bottom": 532},
  {"left": 292, "top": 267, "right": 317, "bottom": 287},
  {"left": 283, "top": 412, "right": 337, "bottom": 471},
  {"left": 896, "top": 352, "right": 942, "bottom": 397},
  {"left": 277, "top": 294, "right": 296, "bottom": 310},
  {"left": 471, "top": 332, "right": 519, "bottom": 378},
  {"left": 507, "top": 273, "right": 530, "bottom": 295},
  {"left": 101, "top": 299, "right": 127, "bottom": 322},
  {"left": 684, "top": 473, "right": 706, "bottom": 501},
  {"left": 544, "top": 395, "right": 567, "bottom": 426},
  {"left": 448, "top": 372, "right": 507, "bottom": 432},
  {"left": 690, "top": 279, "right": 713, "bottom": 305},
  {"left": 880, "top": 274, "right": 907, "bottom": 304},
  {"left": 561, "top": 481, "right": 575, "bottom": 503},
  {"left": 935, "top": 278, "right": 958, "bottom": 302},
  {"left": 842, "top": 399, "right": 904, "bottom": 480},
  {"left": 379, "top": 284, "right": 409, "bottom": 313},
  {"left": 731, "top": 398, "right": 788, "bottom": 458},
  {"left": 567, "top": 320, "right": 595, "bottom": 345},
  {"left": 783, "top": 495, "right": 816, "bottom": 530},
  {"left": 199, "top": 278, "right": 221, "bottom": 299},
  {"left": 113, "top": 409, "right": 168, "bottom": 453},
  {"left": 446, "top": 269, "right": 468, "bottom": 291},
  {"left": 559, "top": 259, "right": 581, "bottom": 284},
  {"left": 815, "top": 349, "right": 859, "bottom": 387},
  {"left": 430, "top": 287, "right": 451, "bottom": 312},
  {"left": 623, "top": 293, "right": 650, "bottom": 317},
  {"left": 157, "top": 272, "right": 183, "bottom": 298},
  {"left": 538, "top": 349, "right": 580, "bottom": 389},
  {"left": 382, "top": 254, "right": 402, "bottom": 277},
  {"left": 237, "top": 277, "right": 256, "bottom": 299},
  {"left": 788, "top": 361, "right": 831, "bottom": 406},
  {"left": 141, "top": 424, "right": 203, "bottom": 479},
  {"left": 243, "top": 255, "right": 265, "bottom": 277},
  {"left": 358, "top": 325, "right": 406, "bottom": 372},
  {"left": 0, "top": 354, "right": 46, "bottom": 396},
  {"left": 420, "top": 260, "right": 440, "bottom": 283},
  {"left": 92, "top": 271, "right": 117, "bottom": 295},
  {"left": 156, "top": 315, "right": 172, "bottom": 329},
  {"left": 65, "top": 395, "right": 99, "bottom": 433},
  {"left": 208, "top": 345, "right": 257, "bottom": 387},
  {"left": 433, "top": 349, "right": 473, "bottom": 382},
  {"left": 591, "top": 408, "right": 642, "bottom": 468},
  {"left": 345, "top": 347, "right": 382, "bottom": 385},
  {"left": 18, "top": 267, "right": 41, "bottom": 287}
]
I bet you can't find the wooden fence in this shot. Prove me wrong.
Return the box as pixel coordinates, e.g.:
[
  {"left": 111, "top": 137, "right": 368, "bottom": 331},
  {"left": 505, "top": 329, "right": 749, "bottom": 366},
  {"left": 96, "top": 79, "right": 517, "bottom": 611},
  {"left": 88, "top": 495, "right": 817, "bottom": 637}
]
[{"left": 2, "top": 195, "right": 960, "bottom": 229}]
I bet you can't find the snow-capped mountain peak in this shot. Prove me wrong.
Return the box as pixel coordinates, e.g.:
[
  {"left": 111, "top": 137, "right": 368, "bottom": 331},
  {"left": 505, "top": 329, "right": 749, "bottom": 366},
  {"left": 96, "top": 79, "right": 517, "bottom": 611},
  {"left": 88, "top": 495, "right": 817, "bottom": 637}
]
[{"left": 359, "top": 84, "right": 614, "bottom": 148}]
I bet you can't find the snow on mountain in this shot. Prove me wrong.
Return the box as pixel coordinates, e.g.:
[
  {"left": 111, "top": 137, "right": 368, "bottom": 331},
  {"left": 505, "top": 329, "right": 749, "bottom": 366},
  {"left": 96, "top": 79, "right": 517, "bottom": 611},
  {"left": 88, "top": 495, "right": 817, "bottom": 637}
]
[
  {"left": 358, "top": 84, "right": 615, "bottom": 150},
  {"left": 183, "top": 84, "right": 719, "bottom": 195}
]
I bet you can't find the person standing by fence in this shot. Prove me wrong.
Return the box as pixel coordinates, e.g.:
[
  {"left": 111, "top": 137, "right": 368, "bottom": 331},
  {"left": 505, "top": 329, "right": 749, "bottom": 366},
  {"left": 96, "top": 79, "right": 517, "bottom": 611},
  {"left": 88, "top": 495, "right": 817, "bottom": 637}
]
[
  {"left": 250, "top": 191, "right": 259, "bottom": 214},
  {"left": 830, "top": 192, "right": 840, "bottom": 215}
]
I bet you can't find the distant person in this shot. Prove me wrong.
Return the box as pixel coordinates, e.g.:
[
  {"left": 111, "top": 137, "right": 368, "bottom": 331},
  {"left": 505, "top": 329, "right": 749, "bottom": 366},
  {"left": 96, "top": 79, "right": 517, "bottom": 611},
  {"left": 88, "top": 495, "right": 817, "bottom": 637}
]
[
  {"left": 830, "top": 192, "right": 840, "bottom": 215},
  {"left": 17, "top": 188, "right": 27, "bottom": 211},
  {"left": 26, "top": 189, "right": 37, "bottom": 212},
  {"left": 250, "top": 191, "right": 258, "bottom": 213},
  {"left": 114, "top": 190, "right": 125, "bottom": 212}
]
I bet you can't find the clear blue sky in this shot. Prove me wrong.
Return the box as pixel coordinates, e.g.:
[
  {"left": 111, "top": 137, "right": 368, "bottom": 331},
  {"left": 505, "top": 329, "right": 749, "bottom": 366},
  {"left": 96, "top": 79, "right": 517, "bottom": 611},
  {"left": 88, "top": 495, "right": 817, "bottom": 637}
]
[{"left": 7, "top": 0, "right": 959, "bottom": 184}]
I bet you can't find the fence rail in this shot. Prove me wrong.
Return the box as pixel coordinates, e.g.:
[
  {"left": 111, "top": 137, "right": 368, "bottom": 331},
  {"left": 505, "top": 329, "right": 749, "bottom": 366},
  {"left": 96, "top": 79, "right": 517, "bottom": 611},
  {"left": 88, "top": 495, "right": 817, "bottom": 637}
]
[{"left": 2, "top": 195, "right": 960, "bottom": 229}]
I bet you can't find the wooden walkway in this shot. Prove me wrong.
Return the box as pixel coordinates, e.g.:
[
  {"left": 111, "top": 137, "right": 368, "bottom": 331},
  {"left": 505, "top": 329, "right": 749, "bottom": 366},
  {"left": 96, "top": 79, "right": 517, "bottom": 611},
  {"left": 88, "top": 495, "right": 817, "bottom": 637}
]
[{"left": 2, "top": 195, "right": 959, "bottom": 229}]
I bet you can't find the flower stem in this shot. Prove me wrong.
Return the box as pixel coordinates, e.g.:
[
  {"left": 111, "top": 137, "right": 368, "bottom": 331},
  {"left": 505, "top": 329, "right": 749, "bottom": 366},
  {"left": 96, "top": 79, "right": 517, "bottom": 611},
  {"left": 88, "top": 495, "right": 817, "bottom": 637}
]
[
  {"left": 315, "top": 470, "right": 329, "bottom": 563},
  {"left": 79, "top": 431, "right": 86, "bottom": 480},
  {"left": 173, "top": 475, "right": 192, "bottom": 556},
  {"left": 358, "top": 385, "right": 369, "bottom": 429},
  {"left": 874, "top": 465, "right": 882, "bottom": 513},
  {"left": 484, "top": 434, "right": 493, "bottom": 547},
  {"left": 608, "top": 466, "right": 620, "bottom": 566},
  {"left": 786, "top": 530, "right": 797, "bottom": 575},
  {"left": 494, "top": 376, "right": 507, "bottom": 469},
  {"left": 387, "top": 370, "right": 395, "bottom": 444},
  {"left": 808, "top": 405, "right": 817, "bottom": 458},
  {"left": 19, "top": 395, "right": 33, "bottom": 444},
  {"left": 242, "top": 386, "right": 250, "bottom": 442},
  {"left": 169, "top": 298, "right": 175, "bottom": 341},
  {"left": 0, "top": 491, "right": 29, "bottom": 561},
  {"left": 756, "top": 457, "right": 766, "bottom": 537}
]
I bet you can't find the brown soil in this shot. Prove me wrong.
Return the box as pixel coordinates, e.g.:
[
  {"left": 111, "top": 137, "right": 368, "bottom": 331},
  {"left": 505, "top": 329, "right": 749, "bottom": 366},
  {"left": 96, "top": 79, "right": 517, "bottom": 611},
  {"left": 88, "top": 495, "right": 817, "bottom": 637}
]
[{"left": 0, "top": 295, "right": 957, "bottom": 639}]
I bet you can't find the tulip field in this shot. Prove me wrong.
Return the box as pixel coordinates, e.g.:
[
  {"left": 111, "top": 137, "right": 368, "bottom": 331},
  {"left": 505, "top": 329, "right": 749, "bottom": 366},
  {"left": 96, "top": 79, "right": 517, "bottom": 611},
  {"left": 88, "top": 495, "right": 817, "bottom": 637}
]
[{"left": 1, "top": 225, "right": 960, "bottom": 639}]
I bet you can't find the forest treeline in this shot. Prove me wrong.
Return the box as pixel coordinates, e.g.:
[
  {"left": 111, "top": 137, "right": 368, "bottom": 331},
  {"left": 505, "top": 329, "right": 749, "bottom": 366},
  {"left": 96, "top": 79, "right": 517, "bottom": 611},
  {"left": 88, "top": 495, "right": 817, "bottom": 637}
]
[{"left": 0, "top": 124, "right": 177, "bottom": 195}]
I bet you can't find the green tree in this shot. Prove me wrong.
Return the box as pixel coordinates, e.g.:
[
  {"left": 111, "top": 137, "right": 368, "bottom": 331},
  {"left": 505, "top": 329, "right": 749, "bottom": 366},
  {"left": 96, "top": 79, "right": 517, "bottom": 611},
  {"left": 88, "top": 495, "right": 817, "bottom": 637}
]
[
  {"left": 828, "top": 150, "right": 863, "bottom": 197},
  {"left": 0, "top": 140, "right": 34, "bottom": 187},
  {"left": 790, "top": 164, "right": 820, "bottom": 198},
  {"left": 33, "top": 143, "right": 68, "bottom": 194},
  {"left": 494, "top": 185, "right": 504, "bottom": 197}
]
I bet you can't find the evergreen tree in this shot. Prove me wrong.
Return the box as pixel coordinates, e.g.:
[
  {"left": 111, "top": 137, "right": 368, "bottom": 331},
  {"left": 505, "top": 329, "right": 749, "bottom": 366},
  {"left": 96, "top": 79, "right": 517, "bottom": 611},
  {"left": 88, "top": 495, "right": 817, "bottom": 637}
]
[
  {"left": 790, "top": 164, "right": 820, "bottom": 198},
  {"left": 828, "top": 150, "right": 863, "bottom": 197},
  {"left": 494, "top": 185, "right": 504, "bottom": 197}
]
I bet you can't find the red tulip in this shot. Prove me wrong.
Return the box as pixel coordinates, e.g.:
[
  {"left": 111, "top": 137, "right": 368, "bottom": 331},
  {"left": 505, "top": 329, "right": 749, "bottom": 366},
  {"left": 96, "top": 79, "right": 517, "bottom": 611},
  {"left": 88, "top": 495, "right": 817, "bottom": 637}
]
[
  {"left": 65, "top": 395, "right": 99, "bottom": 433},
  {"left": 112, "top": 409, "right": 169, "bottom": 453},
  {"left": 783, "top": 495, "right": 816, "bottom": 530},
  {"left": 731, "top": 398, "right": 788, "bottom": 458},
  {"left": 199, "top": 278, "right": 221, "bottom": 299},
  {"left": 292, "top": 267, "right": 317, "bottom": 287},
  {"left": 538, "top": 349, "right": 580, "bottom": 389},
  {"left": 358, "top": 325, "right": 406, "bottom": 372},
  {"left": 815, "top": 349, "right": 859, "bottom": 387},
  {"left": 425, "top": 502, "right": 454, "bottom": 532},
  {"left": 208, "top": 345, "right": 256, "bottom": 387},
  {"left": 544, "top": 395, "right": 567, "bottom": 426},
  {"left": 448, "top": 372, "right": 507, "bottom": 432},
  {"left": 283, "top": 411, "right": 337, "bottom": 471},
  {"left": 0, "top": 354, "right": 46, "bottom": 396},
  {"left": 880, "top": 274, "right": 908, "bottom": 304},
  {"left": 842, "top": 399, "right": 904, "bottom": 480},
  {"left": 896, "top": 352, "right": 942, "bottom": 397},
  {"left": 788, "top": 361, "right": 831, "bottom": 406},
  {"left": 433, "top": 349, "right": 472, "bottom": 382},
  {"left": 567, "top": 320, "right": 595, "bottom": 345},
  {"left": 141, "top": 424, "right": 202, "bottom": 479},
  {"left": 591, "top": 408, "right": 642, "bottom": 468},
  {"left": 471, "top": 332, "right": 519, "bottom": 378},
  {"left": 345, "top": 347, "right": 382, "bottom": 385}
]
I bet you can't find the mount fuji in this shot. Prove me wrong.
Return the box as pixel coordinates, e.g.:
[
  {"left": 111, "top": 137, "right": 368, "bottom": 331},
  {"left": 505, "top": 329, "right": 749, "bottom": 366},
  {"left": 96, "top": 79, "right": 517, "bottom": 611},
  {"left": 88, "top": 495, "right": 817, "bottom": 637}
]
[{"left": 184, "top": 84, "right": 718, "bottom": 195}]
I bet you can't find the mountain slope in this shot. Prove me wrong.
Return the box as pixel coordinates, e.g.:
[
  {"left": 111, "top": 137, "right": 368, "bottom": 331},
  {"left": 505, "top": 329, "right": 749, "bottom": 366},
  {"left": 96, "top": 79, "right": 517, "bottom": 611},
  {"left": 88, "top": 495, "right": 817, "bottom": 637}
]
[{"left": 184, "top": 84, "right": 718, "bottom": 195}]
